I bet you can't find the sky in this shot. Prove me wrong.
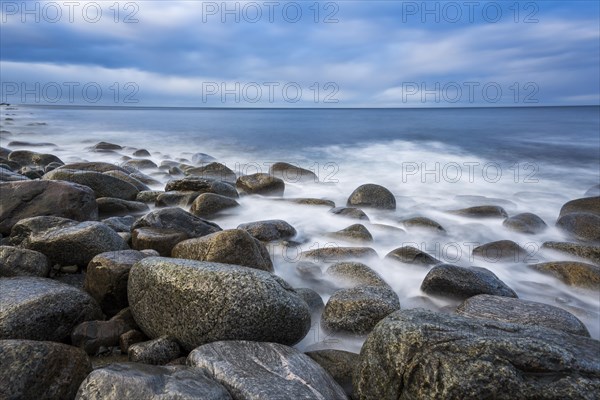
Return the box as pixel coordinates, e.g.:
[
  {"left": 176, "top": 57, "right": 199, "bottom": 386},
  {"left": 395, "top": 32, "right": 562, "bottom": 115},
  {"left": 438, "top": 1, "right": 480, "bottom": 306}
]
[{"left": 1, "top": 0, "right": 599, "bottom": 107}]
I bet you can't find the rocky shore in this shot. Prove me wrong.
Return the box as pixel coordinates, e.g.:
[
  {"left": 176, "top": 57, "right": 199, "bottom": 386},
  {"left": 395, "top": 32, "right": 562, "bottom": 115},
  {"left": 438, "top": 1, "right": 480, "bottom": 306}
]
[{"left": 1, "top": 109, "right": 599, "bottom": 399}]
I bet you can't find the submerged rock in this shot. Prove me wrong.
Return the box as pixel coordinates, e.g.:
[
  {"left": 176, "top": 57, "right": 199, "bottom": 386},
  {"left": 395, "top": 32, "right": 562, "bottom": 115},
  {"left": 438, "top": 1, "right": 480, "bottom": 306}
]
[
  {"left": 385, "top": 246, "right": 440, "bottom": 266},
  {"left": 450, "top": 205, "right": 508, "bottom": 218},
  {"left": 237, "top": 219, "right": 297, "bottom": 242},
  {"left": 472, "top": 240, "right": 529, "bottom": 263},
  {"left": 528, "top": 261, "right": 600, "bottom": 290},
  {"left": 301, "top": 246, "right": 378, "bottom": 263},
  {"left": 503, "top": 212, "right": 547, "bottom": 234},
  {"left": 236, "top": 173, "right": 285, "bottom": 196},
  {"left": 328, "top": 224, "right": 373, "bottom": 243},
  {"left": 401, "top": 216, "right": 446, "bottom": 234},
  {"left": 330, "top": 207, "right": 370, "bottom": 221}
]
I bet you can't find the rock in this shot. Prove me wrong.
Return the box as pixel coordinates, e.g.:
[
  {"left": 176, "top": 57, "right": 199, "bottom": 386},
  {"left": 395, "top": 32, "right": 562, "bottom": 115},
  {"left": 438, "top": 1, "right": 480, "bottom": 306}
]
[
  {"left": 269, "top": 162, "right": 318, "bottom": 183},
  {"left": 92, "top": 141, "right": 122, "bottom": 151},
  {"left": 301, "top": 247, "right": 377, "bottom": 263},
  {"left": 401, "top": 216, "right": 446, "bottom": 233},
  {"left": 306, "top": 349, "right": 359, "bottom": 397},
  {"left": 295, "top": 261, "right": 323, "bottom": 280},
  {"left": 128, "top": 337, "right": 181, "bottom": 365},
  {"left": 57, "top": 161, "right": 128, "bottom": 173},
  {"left": 421, "top": 264, "right": 518, "bottom": 300},
  {"left": 132, "top": 207, "right": 221, "bottom": 238},
  {"left": 528, "top": 261, "right": 600, "bottom": 290},
  {"left": 44, "top": 169, "right": 139, "bottom": 200},
  {"left": 584, "top": 185, "right": 600, "bottom": 197},
  {"left": 155, "top": 191, "right": 199, "bottom": 207},
  {"left": 325, "top": 262, "right": 388, "bottom": 287},
  {"left": 8, "top": 149, "right": 62, "bottom": 167},
  {"left": 84, "top": 250, "right": 151, "bottom": 317},
  {"left": 0, "top": 246, "right": 50, "bottom": 277},
  {"left": 186, "top": 162, "right": 236, "bottom": 183},
  {"left": 330, "top": 207, "right": 370, "bottom": 221},
  {"left": 104, "top": 170, "right": 151, "bottom": 191},
  {"left": 294, "top": 288, "right": 325, "bottom": 313},
  {"left": 191, "top": 193, "right": 239, "bottom": 218},
  {"left": 472, "top": 240, "right": 529, "bottom": 263},
  {"left": 385, "top": 246, "right": 440, "bottom": 266},
  {"left": 456, "top": 294, "right": 590, "bottom": 336},
  {"left": 560, "top": 196, "right": 600, "bottom": 217},
  {"left": 71, "top": 318, "right": 133, "bottom": 354},
  {"left": 187, "top": 341, "right": 347, "bottom": 400},
  {"left": 102, "top": 215, "right": 135, "bottom": 232},
  {"left": 0, "top": 166, "right": 28, "bottom": 181},
  {"left": 0, "top": 339, "right": 91, "bottom": 400},
  {"left": 8, "top": 215, "right": 74, "bottom": 245},
  {"left": 75, "top": 362, "right": 231, "bottom": 400},
  {"left": 132, "top": 227, "right": 188, "bottom": 256},
  {"left": 171, "top": 229, "right": 273, "bottom": 272},
  {"left": 284, "top": 198, "right": 336, "bottom": 207},
  {"left": 165, "top": 176, "right": 238, "bottom": 198},
  {"left": 14, "top": 219, "right": 128, "bottom": 266},
  {"left": 191, "top": 152, "right": 217, "bottom": 164},
  {"left": 236, "top": 173, "right": 284, "bottom": 196},
  {"left": 0, "top": 277, "right": 102, "bottom": 341},
  {"left": 20, "top": 166, "right": 44, "bottom": 179},
  {"left": 97, "top": 197, "right": 149, "bottom": 217},
  {"left": 128, "top": 257, "right": 310, "bottom": 351},
  {"left": 354, "top": 309, "right": 600, "bottom": 400},
  {"left": 0, "top": 180, "right": 98, "bottom": 235},
  {"left": 347, "top": 183, "right": 396, "bottom": 210},
  {"left": 322, "top": 285, "right": 400, "bottom": 335},
  {"left": 329, "top": 224, "right": 373, "bottom": 243},
  {"left": 136, "top": 190, "right": 163, "bottom": 203},
  {"left": 557, "top": 212, "right": 600, "bottom": 242},
  {"left": 120, "top": 329, "right": 148, "bottom": 353},
  {"left": 450, "top": 205, "right": 508, "bottom": 218},
  {"left": 542, "top": 241, "right": 600, "bottom": 265},
  {"left": 123, "top": 159, "right": 157, "bottom": 170},
  {"left": 503, "top": 212, "right": 547, "bottom": 234},
  {"left": 133, "top": 149, "right": 151, "bottom": 157},
  {"left": 237, "top": 219, "right": 296, "bottom": 242}
]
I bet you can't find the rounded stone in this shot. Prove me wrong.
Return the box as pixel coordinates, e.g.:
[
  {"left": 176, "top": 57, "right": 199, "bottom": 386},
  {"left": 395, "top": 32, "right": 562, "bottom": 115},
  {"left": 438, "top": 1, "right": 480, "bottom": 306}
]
[{"left": 347, "top": 183, "right": 396, "bottom": 210}]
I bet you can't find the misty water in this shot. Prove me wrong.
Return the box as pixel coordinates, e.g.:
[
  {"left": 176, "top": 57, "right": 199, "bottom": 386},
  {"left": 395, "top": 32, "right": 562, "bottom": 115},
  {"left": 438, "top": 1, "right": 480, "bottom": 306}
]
[{"left": 2, "top": 105, "right": 599, "bottom": 349}]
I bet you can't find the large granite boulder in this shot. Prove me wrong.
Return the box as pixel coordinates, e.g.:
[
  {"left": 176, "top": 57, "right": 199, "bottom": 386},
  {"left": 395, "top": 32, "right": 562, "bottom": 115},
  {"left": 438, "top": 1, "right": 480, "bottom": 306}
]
[
  {"left": 132, "top": 207, "right": 221, "bottom": 238},
  {"left": 347, "top": 183, "right": 396, "bottom": 210},
  {"left": 128, "top": 258, "right": 311, "bottom": 351},
  {"left": 191, "top": 193, "right": 239, "bottom": 219},
  {"left": 0, "top": 246, "right": 50, "bottom": 277},
  {"left": 236, "top": 173, "right": 284, "bottom": 196},
  {"left": 559, "top": 196, "right": 600, "bottom": 217},
  {"left": 44, "top": 169, "right": 139, "bottom": 200},
  {"left": 269, "top": 162, "right": 318, "bottom": 183}
]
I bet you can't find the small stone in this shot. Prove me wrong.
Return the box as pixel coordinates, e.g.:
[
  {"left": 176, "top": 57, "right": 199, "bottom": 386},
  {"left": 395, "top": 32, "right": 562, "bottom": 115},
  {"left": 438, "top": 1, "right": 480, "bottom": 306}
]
[
  {"left": 128, "top": 337, "right": 181, "bottom": 365},
  {"left": 450, "top": 205, "right": 508, "bottom": 218}
]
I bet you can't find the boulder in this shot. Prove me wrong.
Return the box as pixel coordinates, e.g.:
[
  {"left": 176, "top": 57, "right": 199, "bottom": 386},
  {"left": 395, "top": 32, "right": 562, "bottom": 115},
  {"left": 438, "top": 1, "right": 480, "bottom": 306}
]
[
  {"left": 456, "top": 294, "right": 590, "bottom": 336},
  {"left": 294, "top": 288, "right": 325, "bottom": 313},
  {"left": 284, "top": 198, "right": 335, "bottom": 208},
  {"left": 237, "top": 219, "right": 296, "bottom": 242},
  {"left": 472, "top": 240, "right": 529, "bottom": 263},
  {"left": 171, "top": 229, "right": 273, "bottom": 272},
  {"left": 559, "top": 196, "right": 600, "bottom": 217},
  {"left": 120, "top": 329, "right": 148, "bottom": 353},
  {"left": 0, "top": 339, "right": 91, "bottom": 400},
  {"left": 328, "top": 224, "right": 373, "bottom": 243},
  {"left": 102, "top": 215, "right": 135, "bottom": 232},
  {"left": 133, "top": 149, "right": 151, "bottom": 157},
  {"left": 187, "top": 341, "right": 347, "bottom": 400},
  {"left": 123, "top": 159, "right": 157, "bottom": 170},
  {"left": 75, "top": 363, "right": 232, "bottom": 400},
  {"left": 165, "top": 176, "right": 238, "bottom": 198},
  {"left": 136, "top": 190, "right": 163, "bottom": 203},
  {"left": 528, "top": 261, "right": 600, "bottom": 290},
  {"left": 191, "top": 193, "right": 239, "bottom": 219},
  {"left": 84, "top": 250, "right": 151, "bottom": 317},
  {"left": 8, "top": 149, "right": 62, "bottom": 167},
  {"left": 330, "top": 207, "right": 369, "bottom": 220},
  {"left": 132, "top": 207, "right": 221, "bottom": 238},
  {"left": 186, "top": 162, "right": 236, "bottom": 183},
  {"left": 236, "top": 173, "right": 284, "bottom": 196},
  {"left": 450, "top": 205, "right": 508, "bottom": 218},
  {"left": 91, "top": 141, "right": 122, "bottom": 151},
  {"left": 301, "top": 247, "right": 377, "bottom": 263},
  {"left": 128, "top": 337, "right": 181, "bottom": 365},
  {"left": 71, "top": 318, "right": 133, "bottom": 355},
  {"left": 347, "top": 183, "right": 396, "bottom": 210},
  {"left": 0, "top": 277, "right": 102, "bottom": 341},
  {"left": 269, "top": 162, "right": 318, "bottom": 183},
  {"left": 97, "top": 197, "right": 149, "bottom": 217},
  {"left": 306, "top": 349, "right": 359, "bottom": 397},
  {"left": 557, "top": 212, "right": 600, "bottom": 242},
  {"left": 0, "top": 246, "right": 50, "bottom": 277},
  {"left": 503, "top": 212, "right": 547, "bottom": 234},
  {"left": 401, "top": 216, "right": 446, "bottom": 233},
  {"left": 542, "top": 241, "right": 600, "bottom": 265},
  {"left": 421, "top": 264, "right": 518, "bottom": 300},
  {"left": 56, "top": 161, "right": 129, "bottom": 173},
  {"left": 128, "top": 258, "right": 311, "bottom": 351},
  {"left": 354, "top": 309, "right": 600, "bottom": 399},
  {"left": 104, "top": 170, "right": 151, "bottom": 191},
  {"left": 132, "top": 227, "right": 189, "bottom": 256},
  {"left": 0, "top": 180, "right": 97, "bottom": 235},
  {"left": 44, "top": 169, "right": 139, "bottom": 200},
  {"left": 155, "top": 191, "right": 200, "bottom": 207},
  {"left": 385, "top": 246, "right": 440, "bottom": 266},
  {"left": 325, "top": 262, "right": 388, "bottom": 287}
]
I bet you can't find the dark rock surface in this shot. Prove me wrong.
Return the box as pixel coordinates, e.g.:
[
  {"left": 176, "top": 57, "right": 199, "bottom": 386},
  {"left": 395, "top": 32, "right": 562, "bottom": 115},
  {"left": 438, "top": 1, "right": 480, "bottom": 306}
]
[{"left": 347, "top": 183, "right": 396, "bottom": 210}]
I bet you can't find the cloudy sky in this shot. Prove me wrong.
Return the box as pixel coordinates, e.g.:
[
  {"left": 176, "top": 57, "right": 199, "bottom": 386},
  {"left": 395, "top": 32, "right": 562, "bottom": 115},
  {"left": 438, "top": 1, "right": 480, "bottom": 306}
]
[{"left": 1, "top": 0, "right": 599, "bottom": 107}]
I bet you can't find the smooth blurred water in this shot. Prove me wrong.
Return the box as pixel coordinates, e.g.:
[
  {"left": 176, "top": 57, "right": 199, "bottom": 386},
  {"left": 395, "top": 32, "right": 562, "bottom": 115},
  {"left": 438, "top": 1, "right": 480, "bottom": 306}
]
[{"left": 2, "top": 105, "right": 599, "bottom": 347}]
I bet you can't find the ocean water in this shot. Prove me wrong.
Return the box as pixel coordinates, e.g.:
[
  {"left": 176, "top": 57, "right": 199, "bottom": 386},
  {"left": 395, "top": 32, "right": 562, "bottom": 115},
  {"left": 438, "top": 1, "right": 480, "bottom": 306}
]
[{"left": 2, "top": 105, "right": 599, "bottom": 347}]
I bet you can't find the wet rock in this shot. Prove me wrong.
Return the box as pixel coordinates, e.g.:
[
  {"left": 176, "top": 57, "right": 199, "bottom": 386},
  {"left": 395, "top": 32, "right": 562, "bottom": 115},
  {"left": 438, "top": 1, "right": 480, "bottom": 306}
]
[
  {"left": 347, "top": 183, "right": 396, "bottom": 210},
  {"left": 503, "top": 212, "right": 547, "bottom": 234},
  {"left": 102, "top": 215, "right": 135, "bottom": 232},
  {"left": 0, "top": 166, "right": 28, "bottom": 181},
  {"left": 128, "top": 337, "right": 181, "bottom": 365},
  {"left": 284, "top": 198, "right": 336, "bottom": 207},
  {"left": 165, "top": 176, "right": 238, "bottom": 198},
  {"left": 450, "top": 205, "right": 508, "bottom": 218},
  {"left": 295, "top": 261, "right": 323, "bottom": 280},
  {"left": 325, "top": 262, "right": 388, "bottom": 287},
  {"left": 97, "top": 197, "right": 149, "bottom": 217},
  {"left": 136, "top": 190, "right": 163, "bottom": 203},
  {"left": 237, "top": 219, "right": 296, "bottom": 242},
  {"left": 186, "top": 162, "right": 236, "bottom": 183},
  {"left": 76, "top": 362, "right": 231, "bottom": 400},
  {"left": 8, "top": 149, "right": 62, "bottom": 167},
  {"left": 0, "top": 180, "right": 98, "bottom": 235},
  {"left": 294, "top": 287, "right": 325, "bottom": 313},
  {"left": 472, "top": 240, "right": 529, "bottom": 263},
  {"left": 385, "top": 246, "right": 440, "bottom": 266},
  {"left": 306, "top": 349, "right": 359, "bottom": 397},
  {"left": 456, "top": 294, "right": 590, "bottom": 337},
  {"left": 71, "top": 318, "right": 133, "bottom": 355},
  {"left": 187, "top": 341, "right": 347, "bottom": 400},
  {"left": 123, "top": 159, "right": 157, "bottom": 170},
  {"left": 528, "top": 261, "right": 600, "bottom": 290},
  {"left": 421, "top": 264, "right": 518, "bottom": 300},
  {"left": 329, "top": 224, "right": 373, "bottom": 243},
  {"left": 330, "top": 207, "right": 370, "bottom": 221},
  {"left": 354, "top": 309, "right": 600, "bottom": 400},
  {"left": 236, "top": 173, "right": 285, "bottom": 196},
  {"left": 269, "top": 162, "right": 318, "bottom": 183},
  {"left": 104, "top": 170, "right": 151, "bottom": 191},
  {"left": 401, "top": 216, "right": 446, "bottom": 233},
  {"left": 44, "top": 169, "right": 139, "bottom": 200},
  {"left": 84, "top": 250, "right": 151, "bottom": 317},
  {"left": 128, "top": 258, "right": 310, "bottom": 351},
  {"left": 57, "top": 161, "right": 129, "bottom": 173},
  {"left": 0, "top": 246, "right": 50, "bottom": 277},
  {"left": 13, "top": 219, "right": 128, "bottom": 266},
  {"left": 20, "top": 166, "right": 44, "bottom": 179},
  {"left": 0, "top": 277, "right": 102, "bottom": 341},
  {"left": 542, "top": 241, "right": 600, "bottom": 265},
  {"left": 92, "top": 141, "right": 122, "bottom": 151},
  {"left": 191, "top": 193, "right": 239, "bottom": 218},
  {"left": 557, "top": 212, "right": 600, "bottom": 242},
  {"left": 0, "top": 339, "right": 91, "bottom": 400},
  {"left": 301, "top": 246, "right": 377, "bottom": 263},
  {"left": 132, "top": 227, "right": 188, "bottom": 256},
  {"left": 171, "top": 229, "right": 273, "bottom": 272},
  {"left": 132, "top": 207, "right": 221, "bottom": 238},
  {"left": 155, "top": 191, "right": 200, "bottom": 207},
  {"left": 133, "top": 149, "right": 151, "bottom": 157},
  {"left": 120, "top": 329, "right": 148, "bottom": 353},
  {"left": 560, "top": 196, "right": 600, "bottom": 217}
]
